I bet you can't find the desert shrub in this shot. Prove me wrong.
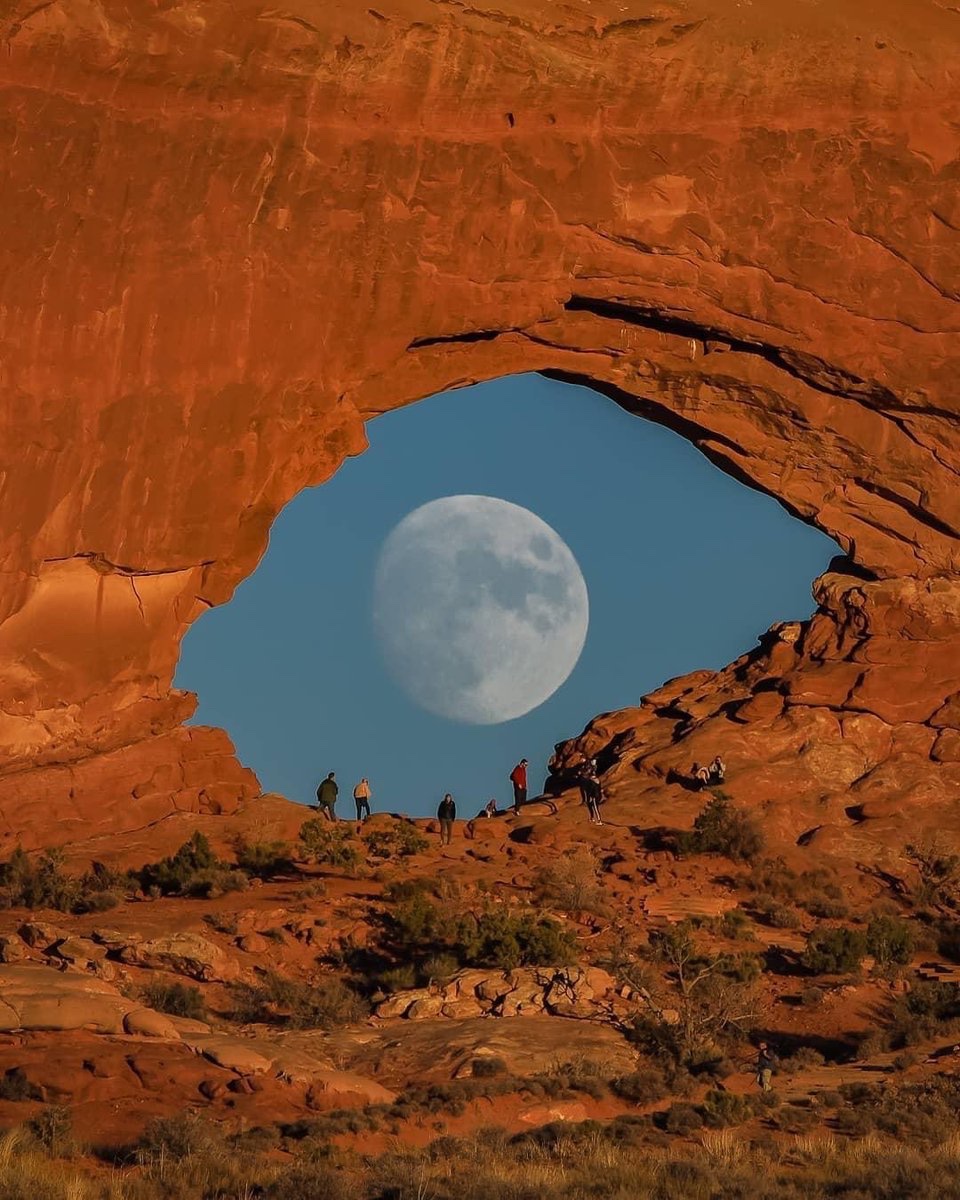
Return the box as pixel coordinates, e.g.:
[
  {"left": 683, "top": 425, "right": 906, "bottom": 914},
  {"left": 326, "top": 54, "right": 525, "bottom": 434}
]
[
  {"left": 610, "top": 1068, "right": 667, "bottom": 1105},
  {"left": 800, "top": 985, "right": 825, "bottom": 1007},
  {"left": 142, "top": 979, "right": 206, "bottom": 1021},
  {"left": 363, "top": 821, "right": 429, "bottom": 860},
  {"left": 752, "top": 893, "right": 801, "bottom": 929},
  {"left": 678, "top": 794, "right": 763, "bottom": 863},
  {"left": 233, "top": 838, "right": 295, "bottom": 880},
  {"left": 422, "top": 953, "right": 460, "bottom": 982},
  {"left": 139, "top": 1112, "right": 221, "bottom": 1160},
  {"left": 866, "top": 913, "right": 914, "bottom": 970},
  {"left": 0, "top": 1068, "right": 42, "bottom": 1102},
  {"left": 876, "top": 981, "right": 960, "bottom": 1051},
  {"left": 136, "top": 833, "right": 247, "bottom": 899},
  {"left": 713, "top": 907, "right": 754, "bottom": 941},
  {"left": 266, "top": 1163, "right": 359, "bottom": 1200},
  {"left": 907, "top": 839, "right": 960, "bottom": 909},
  {"left": 739, "top": 860, "right": 848, "bottom": 919},
  {"left": 457, "top": 907, "right": 577, "bottom": 970},
  {"left": 699, "top": 1088, "right": 756, "bottom": 1128},
  {"left": 802, "top": 894, "right": 849, "bottom": 920},
  {"left": 769, "top": 1102, "right": 818, "bottom": 1133},
  {"left": 778, "top": 1046, "right": 825, "bottom": 1074},
  {"left": 377, "top": 964, "right": 418, "bottom": 993},
  {"left": 801, "top": 926, "right": 866, "bottom": 975},
  {"left": 298, "top": 820, "right": 361, "bottom": 869},
  {"left": 377, "top": 883, "right": 576, "bottom": 978},
  {"left": 660, "top": 1102, "right": 703, "bottom": 1134},
  {"left": 0, "top": 848, "right": 129, "bottom": 915},
  {"left": 534, "top": 849, "right": 610, "bottom": 917},
  {"left": 230, "top": 971, "right": 369, "bottom": 1029},
  {"left": 28, "top": 1106, "right": 74, "bottom": 1156}
]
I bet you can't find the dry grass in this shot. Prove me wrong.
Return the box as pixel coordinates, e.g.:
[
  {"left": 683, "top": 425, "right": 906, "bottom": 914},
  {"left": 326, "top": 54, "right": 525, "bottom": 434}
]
[{"left": 8, "top": 1114, "right": 960, "bottom": 1199}]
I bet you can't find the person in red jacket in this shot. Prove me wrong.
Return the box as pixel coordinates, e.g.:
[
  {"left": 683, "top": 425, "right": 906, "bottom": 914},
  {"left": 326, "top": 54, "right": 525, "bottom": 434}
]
[{"left": 510, "top": 759, "right": 528, "bottom": 812}]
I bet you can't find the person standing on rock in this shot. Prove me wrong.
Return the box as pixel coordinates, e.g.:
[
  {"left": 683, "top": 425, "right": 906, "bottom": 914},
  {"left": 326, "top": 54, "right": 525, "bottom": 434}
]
[
  {"left": 354, "top": 777, "right": 371, "bottom": 822},
  {"left": 437, "top": 793, "right": 456, "bottom": 845},
  {"left": 316, "top": 772, "right": 338, "bottom": 821},
  {"left": 579, "top": 761, "right": 603, "bottom": 826},
  {"left": 510, "top": 759, "right": 528, "bottom": 812}
]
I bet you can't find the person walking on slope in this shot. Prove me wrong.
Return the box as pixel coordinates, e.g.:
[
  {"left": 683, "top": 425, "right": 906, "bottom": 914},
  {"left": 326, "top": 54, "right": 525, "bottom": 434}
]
[
  {"left": 437, "top": 793, "right": 456, "bottom": 846},
  {"left": 353, "top": 778, "right": 372, "bottom": 822},
  {"left": 316, "top": 772, "right": 338, "bottom": 821},
  {"left": 579, "top": 761, "right": 603, "bottom": 826},
  {"left": 510, "top": 759, "right": 528, "bottom": 812},
  {"left": 756, "top": 1041, "right": 776, "bottom": 1092}
]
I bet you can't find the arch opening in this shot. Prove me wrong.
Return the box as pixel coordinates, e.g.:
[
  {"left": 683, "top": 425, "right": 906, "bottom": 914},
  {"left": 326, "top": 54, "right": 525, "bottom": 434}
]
[{"left": 175, "top": 373, "right": 838, "bottom": 814}]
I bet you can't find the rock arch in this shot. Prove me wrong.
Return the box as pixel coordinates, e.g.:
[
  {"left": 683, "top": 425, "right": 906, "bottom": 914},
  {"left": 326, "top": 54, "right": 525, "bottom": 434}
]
[{"left": 0, "top": 0, "right": 957, "bottom": 854}]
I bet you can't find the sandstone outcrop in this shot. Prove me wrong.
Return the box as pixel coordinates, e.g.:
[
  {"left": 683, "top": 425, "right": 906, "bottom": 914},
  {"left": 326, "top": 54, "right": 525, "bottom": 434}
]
[
  {"left": 0, "top": 0, "right": 957, "bottom": 847},
  {"left": 376, "top": 965, "right": 618, "bottom": 1022}
]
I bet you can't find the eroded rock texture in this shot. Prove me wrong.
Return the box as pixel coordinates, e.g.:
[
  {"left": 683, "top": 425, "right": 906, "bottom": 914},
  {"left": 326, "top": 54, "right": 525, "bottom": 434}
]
[{"left": 0, "top": 0, "right": 957, "bottom": 854}]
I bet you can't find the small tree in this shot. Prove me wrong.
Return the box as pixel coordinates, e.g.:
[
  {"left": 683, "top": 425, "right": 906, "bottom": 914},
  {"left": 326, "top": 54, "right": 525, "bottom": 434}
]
[
  {"left": 906, "top": 839, "right": 960, "bottom": 909},
  {"left": 866, "top": 914, "right": 914, "bottom": 972},
  {"left": 679, "top": 794, "right": 764, "bottom": 864},
  {"left": 802, "top": 926, "right": 866, "bottom": 976},
  {"left": 626, "top": 921, "right": 760, "bottom": 1068}
]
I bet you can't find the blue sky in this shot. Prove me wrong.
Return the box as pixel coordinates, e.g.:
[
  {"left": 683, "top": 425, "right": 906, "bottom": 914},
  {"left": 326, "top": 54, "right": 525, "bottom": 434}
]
[{"left": 175, "top": 374, "right": 836, "bottom": 817}]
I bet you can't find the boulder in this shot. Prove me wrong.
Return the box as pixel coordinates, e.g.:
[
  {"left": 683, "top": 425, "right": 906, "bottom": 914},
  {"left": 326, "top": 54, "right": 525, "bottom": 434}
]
[
  {"left": 120, "top": 934, "right": 240, "bottom": 982},
  {"left": 123, "top": 1007, "right": 180, "bottom": 1039}
]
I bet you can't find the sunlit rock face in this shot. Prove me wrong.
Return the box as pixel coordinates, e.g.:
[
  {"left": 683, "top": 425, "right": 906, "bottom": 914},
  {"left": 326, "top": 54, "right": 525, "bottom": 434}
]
[{"left": 0, "top": 0, "right": 957, "bottom": 855}]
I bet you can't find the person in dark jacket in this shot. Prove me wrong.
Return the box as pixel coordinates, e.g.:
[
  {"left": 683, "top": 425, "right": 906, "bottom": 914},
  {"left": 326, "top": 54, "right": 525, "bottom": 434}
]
[
  {"left": 579, "top": 760, "right": 603, "bottom": 825},
  {"left": 510, "top": 759, "right": 528, "bottom": 812},
  {"left": 437, "top": 793, "right": 456, "bottom": 845},
  {"left": 316, "top": 772, "right": 338, "bottom": 821},
  {"left": 756, "top": 1041, "right": 776, "bottom": 1092}
]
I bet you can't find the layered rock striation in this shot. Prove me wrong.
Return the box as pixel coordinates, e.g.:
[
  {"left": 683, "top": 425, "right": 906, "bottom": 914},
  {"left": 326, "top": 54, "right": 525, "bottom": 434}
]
[{"left": 0, "top": 0, "right": 957, "bottom": 849}]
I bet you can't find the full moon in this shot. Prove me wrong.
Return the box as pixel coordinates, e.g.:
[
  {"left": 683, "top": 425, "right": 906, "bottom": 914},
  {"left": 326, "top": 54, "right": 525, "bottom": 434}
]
[{"left": 372, "top": 495, "right": 590, "bottom": 724}]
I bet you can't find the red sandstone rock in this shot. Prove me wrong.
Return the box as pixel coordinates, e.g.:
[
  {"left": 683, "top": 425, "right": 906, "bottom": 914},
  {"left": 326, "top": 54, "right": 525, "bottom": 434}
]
[{"left": 0, "top": 0, "right": 955, "bottom": 854}]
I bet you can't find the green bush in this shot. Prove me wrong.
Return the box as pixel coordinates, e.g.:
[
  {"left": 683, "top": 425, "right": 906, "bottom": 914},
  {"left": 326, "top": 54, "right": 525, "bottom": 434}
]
[
  {"left": 678, "top": 794, "right": 764, "bottom": 863},
  {"left": 363, "top": 822, "right": 429, "bottom": 860},
  {"left": 142, "top": 979, "right": 207, "bottom": 1021},
  {"left": 866, "top": 913, "right": 914, "bottom": 970},
  {"left": 299, "top": 820, "right": 361, "bottom": 869},
  {"left": 376, "top": 883, "right": 577, "bottom": 978},
  {"left": 136, "top": 833, "right": 247, "bottom": 898},
  {"left": 230, "top": 971, "right": 369, "bottom": 1029},
  {"left": 234, "top": 838, "right": 295, "bottom": 880},
  {"left": 0, "top": 847, "right": 126, "bottom": 914},
  {"left": 801, "top": 926, "right": 866, "bottom": 975}
]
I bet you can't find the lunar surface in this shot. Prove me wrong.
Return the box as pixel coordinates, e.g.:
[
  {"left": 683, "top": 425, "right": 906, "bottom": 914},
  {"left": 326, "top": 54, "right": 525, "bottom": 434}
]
[{"left": 373, "top": 496, "right": 589, "bottom": 724}]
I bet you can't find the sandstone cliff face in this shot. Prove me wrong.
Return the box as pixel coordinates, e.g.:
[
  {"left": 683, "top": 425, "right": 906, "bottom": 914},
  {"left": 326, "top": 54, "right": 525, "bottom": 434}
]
[{"left": 0, "top": 0, "right": 957, "bottom": 850}]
